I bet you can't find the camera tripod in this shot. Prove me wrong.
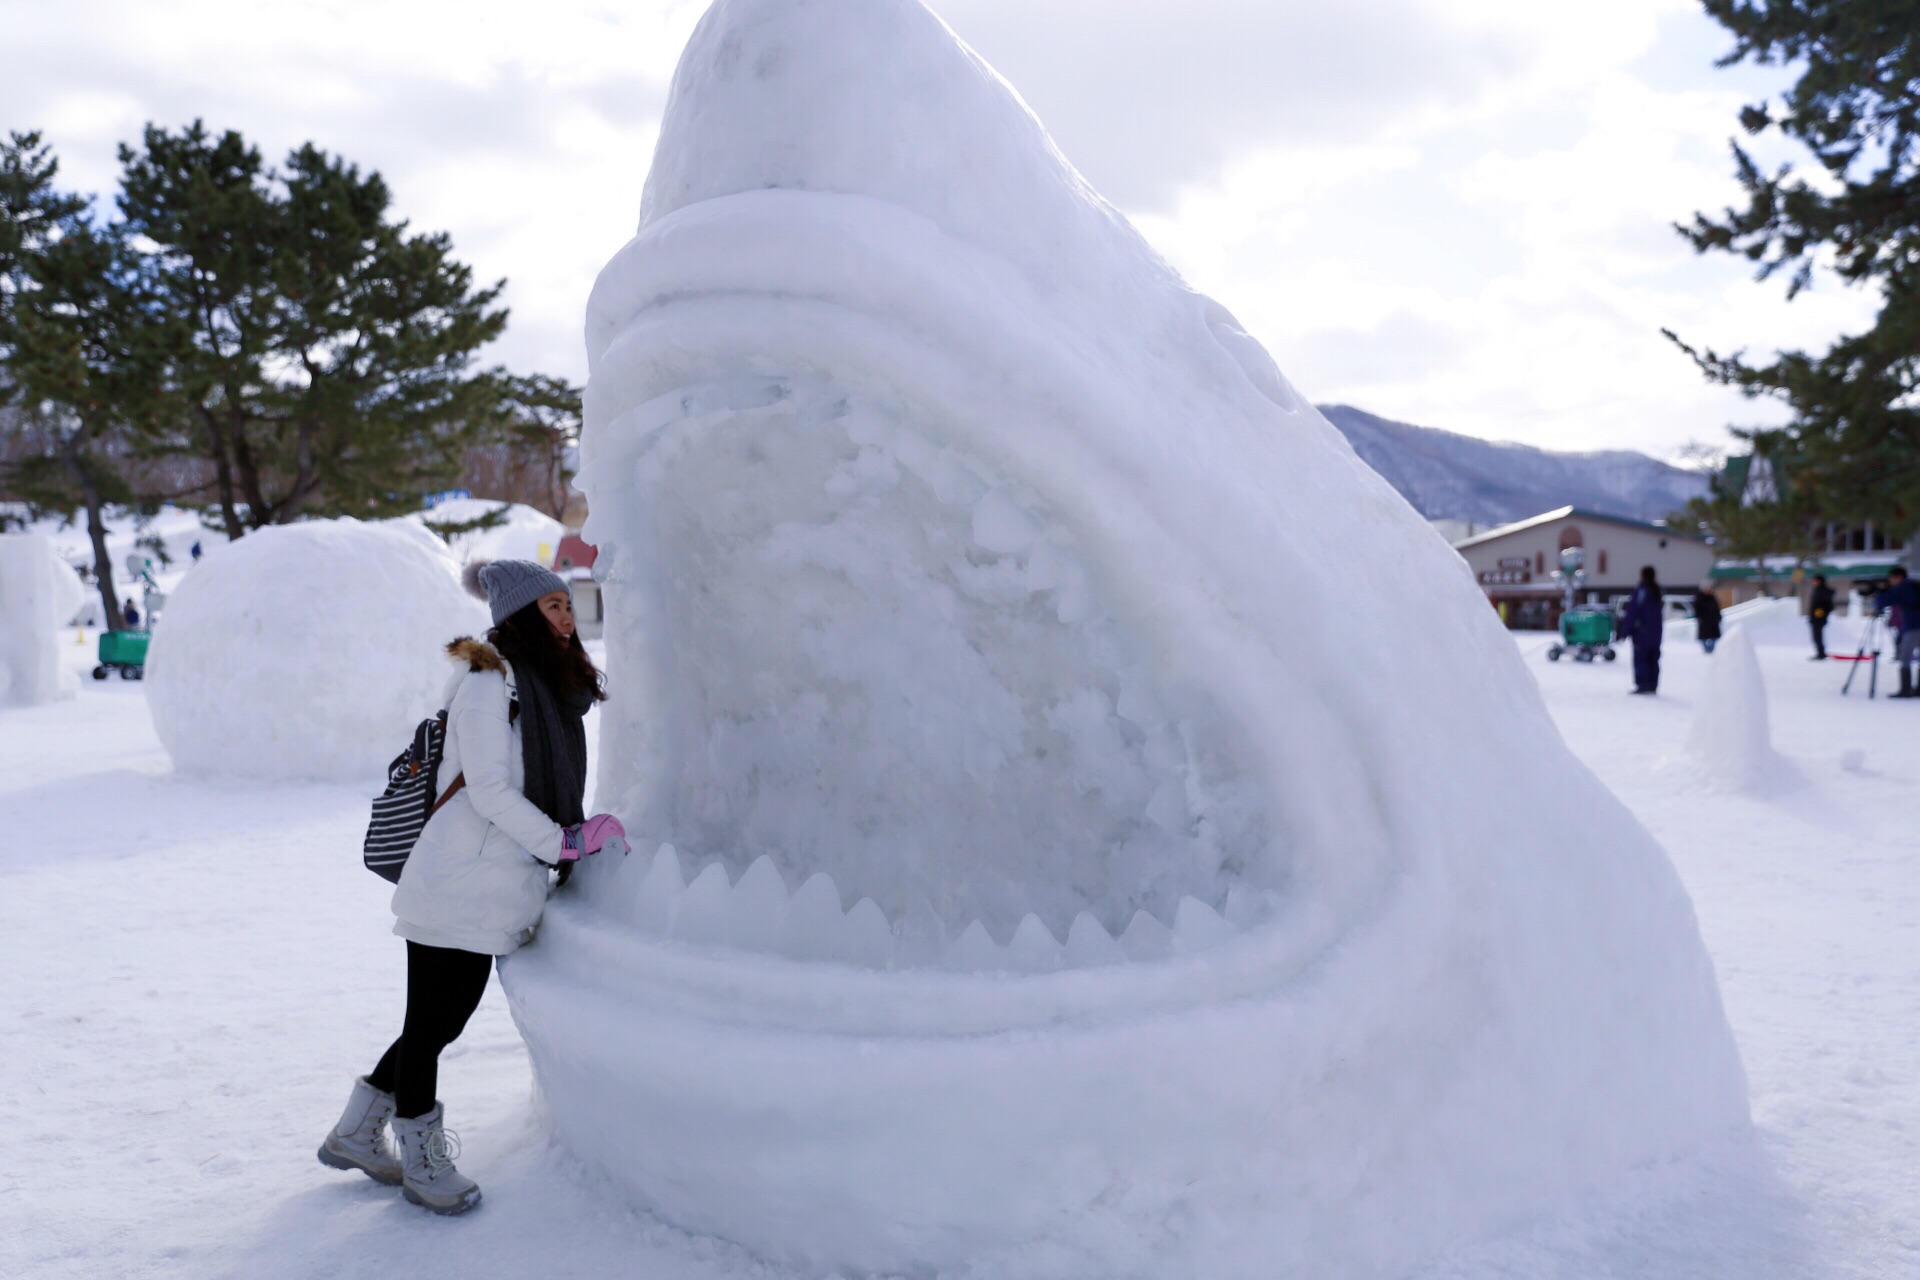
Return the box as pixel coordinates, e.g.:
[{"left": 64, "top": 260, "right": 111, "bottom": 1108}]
[{"left": 1840, "top": 613, "right": 1886, "bottom": 698}]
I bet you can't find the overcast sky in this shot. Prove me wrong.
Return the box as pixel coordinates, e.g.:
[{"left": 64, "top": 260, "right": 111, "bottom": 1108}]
[{"left": 1, "top": 0, "right": 1875, "bottom": 458}]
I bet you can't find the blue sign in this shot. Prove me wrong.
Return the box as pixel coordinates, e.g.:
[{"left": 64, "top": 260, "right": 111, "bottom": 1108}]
[{"left": 422, "top": 489, "right": 472, "bottom": 509}]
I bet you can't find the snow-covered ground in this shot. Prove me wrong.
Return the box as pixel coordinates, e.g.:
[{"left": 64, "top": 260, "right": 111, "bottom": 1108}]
[
  {"left": 1423, "top": 611, "right": 1919, "bottom": 1280},
  {"left": 3, "top": 608, "right": 1912, "bottom": 1279}
]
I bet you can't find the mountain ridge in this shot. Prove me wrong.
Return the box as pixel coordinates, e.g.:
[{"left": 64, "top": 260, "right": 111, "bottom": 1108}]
[{"left": 1317, "top": 403, "right": 1708, "bottom": 528}]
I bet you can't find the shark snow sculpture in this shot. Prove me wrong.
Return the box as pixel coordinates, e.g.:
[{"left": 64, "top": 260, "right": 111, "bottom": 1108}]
[{"left": 499, "top": 0, "right": 1749, "bottom": 1273}]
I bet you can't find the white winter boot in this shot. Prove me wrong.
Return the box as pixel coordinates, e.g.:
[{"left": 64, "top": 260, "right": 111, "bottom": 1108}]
[
  {"left": 317, "top": 1076, "right": 403, "bottom": 1185},
  {"left": 390, "top": 1103, "right": 482, "bottom": 1215}
]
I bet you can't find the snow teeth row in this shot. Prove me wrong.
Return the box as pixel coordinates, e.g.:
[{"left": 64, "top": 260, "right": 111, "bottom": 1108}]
[{"left": 617, "top": 845, "right": 1258, "bottom": 970}]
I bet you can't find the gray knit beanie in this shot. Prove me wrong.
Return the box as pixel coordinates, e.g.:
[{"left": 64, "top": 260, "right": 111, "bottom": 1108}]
[{"left": 467, "top": 558, "right": 569, "bottom": 624}]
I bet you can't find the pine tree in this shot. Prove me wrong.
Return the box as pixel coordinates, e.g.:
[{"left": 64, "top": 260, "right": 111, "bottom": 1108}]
[
  {"left": 1666, "top": 0, "right": 1920, "bottom": 540},
  {"left": 113, "top": 123, "right": 275, "bottom": 540},
  {"left": 0, "top": 131, "right": 169, "bottom": 629},
  {"left": 495, "top": 372, "right": 583, "bottom": 519},
  {"left": 116, "top": 123, "right": 511, "bottom": 531}
]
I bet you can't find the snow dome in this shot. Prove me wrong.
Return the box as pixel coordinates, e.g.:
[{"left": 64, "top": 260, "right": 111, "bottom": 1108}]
[
  {"left": 500, "top": 0, "right": 1750, "bottom": 1273},
  {"left": 145, "top": 519, "right": 490, "bottom": 783},
  {"left": 0, "top": 533, "right": 85, "bottom": 706}
]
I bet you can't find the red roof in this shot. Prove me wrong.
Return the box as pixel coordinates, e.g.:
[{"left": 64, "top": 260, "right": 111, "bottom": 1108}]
[{"left": 552, "top": 534, "right": 598, "bottom": 573}]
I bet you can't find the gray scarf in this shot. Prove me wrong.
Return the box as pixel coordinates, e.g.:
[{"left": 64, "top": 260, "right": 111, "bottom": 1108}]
[{"left": 512, "top": 661, "right": 592, "bottom": 831}]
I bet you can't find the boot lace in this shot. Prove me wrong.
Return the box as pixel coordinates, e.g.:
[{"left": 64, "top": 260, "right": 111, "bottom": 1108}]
[{"left": 424, "top": 1123, "right": 462, "bottom": 1175}]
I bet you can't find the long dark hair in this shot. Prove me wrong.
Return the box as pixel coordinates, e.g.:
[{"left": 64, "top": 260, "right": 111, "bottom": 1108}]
[{"left": 488, "top": 602, "right": 606, "bottom": 702}]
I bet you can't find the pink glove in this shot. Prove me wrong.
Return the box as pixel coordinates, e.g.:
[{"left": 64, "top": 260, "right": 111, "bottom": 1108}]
[{"left": 579, "top": 813, "right": 627, "bottom": 857}]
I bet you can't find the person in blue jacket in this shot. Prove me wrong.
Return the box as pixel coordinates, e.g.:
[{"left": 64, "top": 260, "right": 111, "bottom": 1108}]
[
  {"left": 1874, "top": 565, "right": 1920, "bottom": 698},
  {"left": 1618, "top": 565, "right": 1663, "bottom": 694}
]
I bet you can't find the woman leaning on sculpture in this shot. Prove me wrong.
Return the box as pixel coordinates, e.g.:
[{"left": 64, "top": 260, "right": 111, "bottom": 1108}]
[{"left": 317, "top": 559, "right": 624, "bottom": 1214}]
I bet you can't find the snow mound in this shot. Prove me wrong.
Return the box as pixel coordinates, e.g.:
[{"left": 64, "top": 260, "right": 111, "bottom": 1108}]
[
  {"left": 405, "top": 499, "right": 565, "bottom": 570},
  {"left": 1687, "top": 626, "right": 1782, "bottom": 792},
  {"left": 501, "top": 1, "right": 1749, "bottom": 1274},
  {"left": 0, "top": 534, "right": 85, "bottom": 706},
  {"left": 145, "top": 520, "right": 490, "bottom": 782}
]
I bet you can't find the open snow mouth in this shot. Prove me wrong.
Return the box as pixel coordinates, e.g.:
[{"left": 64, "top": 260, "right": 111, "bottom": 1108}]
[{"left": 581, "top": 364, "right": 1280, "bottom": 973}]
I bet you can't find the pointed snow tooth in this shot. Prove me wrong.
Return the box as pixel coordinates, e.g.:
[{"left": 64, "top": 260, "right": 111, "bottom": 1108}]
[
  {"left": 1120, "top": 909, "right": 1174, "bottom": 962},
  {"left": 840, "top": 898, "right": 894, "bottom": 968},
  {"left": 1006, "top": 913, "right": 1064, "bottom": 972},
  {"left": 892, "top": 899, "right": 947, "bottom": 968},
  {"left": 944, "top": 920, "right": 1004, "bottom": 971},
  {"left": 670, "top": 862, "right": 732, "bottom": 946},
  {"left": 783, "top": 872, "right": 845, "bottom": 962},
  {"left": 1064, "top": 911, "right": 1124, "bottom": 967},
  {"left": 728, "top": 855, "right": 789, "bottom": 950},
  {"left": 1222, "top": 885, "right": 1262, "bottom": 930},
  {"left": 1173, "top": 896, "right": 1237, "bottom": 953},
  {"left": 631, "top": 843, "right": 685, "bottom": 935}
]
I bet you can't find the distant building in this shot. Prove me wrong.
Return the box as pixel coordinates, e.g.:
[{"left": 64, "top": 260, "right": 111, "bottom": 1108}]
[
  {"left": 1709, "top": 451, "right": 1910, "bottom": 607},
  {"left": 552, "top": 533, "right": 603, "bottom": 640},
  {"left": 552, "top": 533, "right": 596, "bottom": 574},
  {"left": 1710, "top": 550, "right": 1907, "bottom": 608},
  {"left": 1428, "top": 518, "right": 1489, "bottom": 545},
  {"left": 1452, "top": 506, "right": 1713, "bottom": 630}
]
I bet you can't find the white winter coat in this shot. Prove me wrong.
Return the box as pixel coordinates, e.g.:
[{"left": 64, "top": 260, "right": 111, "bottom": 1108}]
[{"left": 391, "top": 639, "right": 566, "bottom": 956}]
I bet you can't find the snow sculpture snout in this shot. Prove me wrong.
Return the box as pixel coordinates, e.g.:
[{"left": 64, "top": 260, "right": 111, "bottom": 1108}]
[{"left": 500, "top": 0, "right": 1748, "bottom": 1273}]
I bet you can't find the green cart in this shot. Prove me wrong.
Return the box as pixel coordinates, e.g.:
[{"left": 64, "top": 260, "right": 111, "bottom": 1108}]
[
  {"left": 1546, "top": 606, "right": 1616, "bottom": 664},
  {"left": 93, "top": 629, "right": 151, "bottom": 681}
]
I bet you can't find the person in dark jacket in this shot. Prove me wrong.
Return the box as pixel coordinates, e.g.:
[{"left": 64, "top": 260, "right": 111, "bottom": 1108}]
[
  {"left": 1618, "top": 566, "right": 1663, "bottom": 693},
  {"left": 121, "top": 598, "right": 140, "bottom": 629},
  {"left": 1692, "top": 585, "right": 1722, "bottom": 653},
  {"left": 1807, "top": 575, "right": 1836, "bottom": 660},
  {"left": 1874, "top": 566, "right": 1920, "bottom": 698}
]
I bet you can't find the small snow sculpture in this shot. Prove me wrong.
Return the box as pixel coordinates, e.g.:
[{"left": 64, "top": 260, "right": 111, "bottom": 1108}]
[
  {"left": 500, "top": 0, "right": 1750, "bottom": 1274},
  {"left": 0, "top": 533, "right": 86, "bottom": 706},
  {"left": 145, "top": 519, "right": 489, "bottom": 782},
  {"left": 1687, "top": 624, "right": 1782, "bottom": 792}
]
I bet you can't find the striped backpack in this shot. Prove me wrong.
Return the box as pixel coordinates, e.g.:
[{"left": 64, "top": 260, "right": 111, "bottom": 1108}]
[{"left": 363, "top": 712, "right": 455, "bottom": 883}]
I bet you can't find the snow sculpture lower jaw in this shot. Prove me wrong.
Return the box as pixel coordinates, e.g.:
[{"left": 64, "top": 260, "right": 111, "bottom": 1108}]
[{"left": 502, "top": 0, "right": 1746, "bottom": 1273}]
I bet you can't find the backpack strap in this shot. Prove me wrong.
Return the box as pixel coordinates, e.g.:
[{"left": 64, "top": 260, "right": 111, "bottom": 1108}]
[
  {"left": 407, "top": 714, "right": 441, "bottom": 778},
  {"left": 430, "top": 773, "right": 466, "bottom": 817}
]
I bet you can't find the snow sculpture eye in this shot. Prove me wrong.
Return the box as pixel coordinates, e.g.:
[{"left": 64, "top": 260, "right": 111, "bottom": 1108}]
[{"left": 502, "top": 0, "right": 1747, "bottom": 1274}]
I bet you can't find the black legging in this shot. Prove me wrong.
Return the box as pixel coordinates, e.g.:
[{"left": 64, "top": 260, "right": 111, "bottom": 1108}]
[{"left": 367, "top": 941, "right": 493, "bottom": 1119}]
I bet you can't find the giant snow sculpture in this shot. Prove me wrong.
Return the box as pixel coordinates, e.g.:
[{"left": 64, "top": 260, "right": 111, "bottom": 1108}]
[
  {"left": 146, "top": 519, "right": 490, "bottom": 783},
  {"left": 500, "top": 0, "right": 1749, "bottom": 1273},
  {"left": 0, "top": 533, "right": 85, "bottom": 706}
]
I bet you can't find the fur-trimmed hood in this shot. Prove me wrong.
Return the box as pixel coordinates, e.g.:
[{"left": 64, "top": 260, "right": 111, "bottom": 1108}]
[{"left": 447, "top": 637, "right": 505, "bottom": 673}]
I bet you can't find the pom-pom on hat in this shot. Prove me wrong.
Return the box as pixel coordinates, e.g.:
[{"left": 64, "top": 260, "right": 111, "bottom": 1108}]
[{"left": 465, "top": 558, "right": 570, "bottom": 624}]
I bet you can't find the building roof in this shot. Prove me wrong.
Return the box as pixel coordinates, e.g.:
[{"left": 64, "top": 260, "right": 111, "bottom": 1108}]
[
  {"left": 1711, "top": 555, "right": 1903, "bottom": 581},
  {"left": 1718, "top": 450, "right": 1789, "bottom": 506},
  {"left": 552, "top": 533, "right": 598, "bottom": 574},
  {"left": 1452, "top": 506, "right": 1706, "bottom": 552}
]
